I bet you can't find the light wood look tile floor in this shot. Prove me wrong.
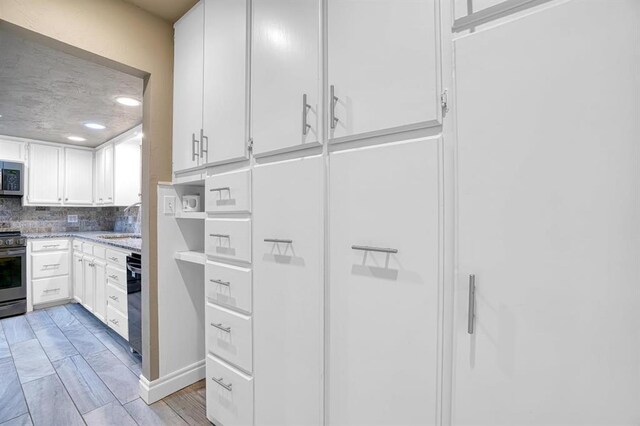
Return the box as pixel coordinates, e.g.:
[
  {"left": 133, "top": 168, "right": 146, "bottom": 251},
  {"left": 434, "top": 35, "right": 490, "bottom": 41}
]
[{"left": 0, "top": 303, "right": 210, "bottom": 426}]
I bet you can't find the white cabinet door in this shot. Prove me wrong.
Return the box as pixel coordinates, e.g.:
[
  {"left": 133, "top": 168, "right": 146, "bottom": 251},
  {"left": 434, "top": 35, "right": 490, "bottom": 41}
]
[
  {"left": 253, "top": 156, "right": 324, "bottom": 426},
  {"left": 329, "top": 138, "right": 441, "bottom": 425},
  {"left": 73, "top": 253, "right": 83, "bottom": 303},
  {"left": 453, "top": 3, "right": 640, "bottom": 424},
  {"left": 202, "top": 0, "right": 248, "bottom": 165},
  {"left": 0, "top": 139, "right": 24, "bottom": 162},
  {"left": 27, "top": 143, "right": 62, "bottom": 205},
  {"left": 114, "top": 136, "right": 142, "bottom": 206},
  {"left": 327, "top": 0, "right": 440, "bottom": 142},
  {"left": 95, "top": 147, "right": 104, "bottom": 204},
  {"left": 93, "top": 259, "right": 107, "bottom": 322},
  {"left": 83, "top": 257, "right": 95, "bottom": 313},
  {"left": 102, "top": 144, "right": 114, "bottom": 205},
  {"left": 64, "top": 148, "right": 93, "bottom": 205},
  {"left": 252, "top": 0, "right": 320, "bottom": 156},
  {"left": 173, "top": 1, "right": 204, "bottom": 173}
]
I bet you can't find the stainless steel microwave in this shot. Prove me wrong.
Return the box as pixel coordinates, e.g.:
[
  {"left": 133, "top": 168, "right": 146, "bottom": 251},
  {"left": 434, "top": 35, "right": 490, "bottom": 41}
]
[{"left": 0, "top": 161, "right": 24, "bottom": 196}]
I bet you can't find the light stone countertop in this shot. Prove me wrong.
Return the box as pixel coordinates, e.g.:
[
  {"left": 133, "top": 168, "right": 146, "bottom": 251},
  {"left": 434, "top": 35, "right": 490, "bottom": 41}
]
[{"left": 24, "top": 231, "right": 142, "bottom": 253}]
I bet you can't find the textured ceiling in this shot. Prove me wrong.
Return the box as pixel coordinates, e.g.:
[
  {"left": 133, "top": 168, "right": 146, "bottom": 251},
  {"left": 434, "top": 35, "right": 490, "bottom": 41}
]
[
  {"left": 122, "top": 0, "right": 199, "bottom": 22},
  {"left": 0, "top": 27, "right": 143, "bottom": 148}
]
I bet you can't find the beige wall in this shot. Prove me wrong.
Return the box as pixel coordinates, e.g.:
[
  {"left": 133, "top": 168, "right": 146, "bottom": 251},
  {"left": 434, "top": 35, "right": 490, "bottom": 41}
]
[{"left": 0, "top": 0, "right": 173, "bottom": 380}]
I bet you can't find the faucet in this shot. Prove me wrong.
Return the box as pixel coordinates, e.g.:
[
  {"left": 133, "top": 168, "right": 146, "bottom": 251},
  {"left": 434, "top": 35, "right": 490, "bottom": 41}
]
[{"left": 123, "top": 202, "right": 142, "bottom": 214}]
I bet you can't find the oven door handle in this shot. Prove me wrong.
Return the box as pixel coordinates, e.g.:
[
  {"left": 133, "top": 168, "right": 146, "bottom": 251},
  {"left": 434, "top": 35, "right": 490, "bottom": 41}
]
[{"left": 0, "top": 249, "right": 26, "bottom": 257}]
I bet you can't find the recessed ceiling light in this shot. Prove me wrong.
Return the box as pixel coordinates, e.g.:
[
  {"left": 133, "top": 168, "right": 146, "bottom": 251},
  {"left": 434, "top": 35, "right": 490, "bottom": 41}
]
[
  {"left": 116, "top": 97, "right": 141, "bottom": 107},
  {"left": 67, "top": 136, "right": 86, "bottom": 142},
  {"left": 84, "top": 122, "right": 106, "bottom": 130}
]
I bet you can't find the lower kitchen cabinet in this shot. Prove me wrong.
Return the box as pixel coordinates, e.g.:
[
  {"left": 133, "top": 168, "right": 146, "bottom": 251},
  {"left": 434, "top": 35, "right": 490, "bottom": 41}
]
[
  {"left": 328, "top": 138, "right": 441, "bottom": 425},
  {"left": 29, "top": 239, "right": 71, "bottom": 307},
  {"left": 93, "top": 258, "right": 107, "bottom": 322},
  {"left": 252, "top": 156, "right": 324, "bottom": 426},
  {"left": 206, "top": 354, "right": 253, "bottom": 426},
  {"left": 82, "top": 256, "right": 96, "bottom": 312},
  {"left": 72, "top": 253, "right": 83, "bottom": 303}
]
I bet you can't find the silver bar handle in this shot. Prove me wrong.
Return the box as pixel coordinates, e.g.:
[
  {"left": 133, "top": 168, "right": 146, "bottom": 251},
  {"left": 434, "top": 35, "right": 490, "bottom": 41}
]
[
  {"left": 110, "top": 318, "right": 119, "bottom": 326},
  {"left": 302, "top": 94, "right": 311, "bottom": 136},
  {"left": 43, "top": 264, "right": 60, "bottom": 268},
  {"left": 209, "top": 187, "right": 230, "bottom": 193},
  {"left": 43, "top": 244, "right": 60, "bottom": 248},
  {"left": 211, "top": 322, "right": 231, "bottom": 333},
  {"left": 209, "top": 234, "right": 230, "bottom": 239},
  {"left": 210, "top": 279, "right": 231, "bottom": 287},
  {"left": 192, "top": 132, "right": 200, "bottom": 161},
  {"left": 468, "top": 275, "right": 476, "bottom": 335},
  {"left": 108, "top": 274, "right": 118, "bottom": 280},
  {"left": 43, "top": 288, "right": 60, "bottom": 293},
  {"left": 200, "top": 128, "right": 208, "bottom": 158},
  {"left": 264, "top": 239, "right": 293, "bottom": 244},
  {"left": 109, "top": 295, "right": 119, "bottom": 301},
  {"left": 211, "top": 377, "right": 233, "bottom": 392},
  {"left": 330, "top": 85, "right": 339, "bottom": 129},
  {"left": 108, "top": 256, "right": 119, "bottom": 262},
  {"left": 351, "top": 245, "right": 398, "bottom": 254}
]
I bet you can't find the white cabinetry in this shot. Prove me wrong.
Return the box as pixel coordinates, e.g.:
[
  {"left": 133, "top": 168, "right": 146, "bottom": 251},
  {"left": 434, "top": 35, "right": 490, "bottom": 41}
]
[
  {"left": 0, "top": 138, "right": 24, "bottom": 162},
  {"left": 327, "top": 0, "right": 440, "bottom": 141},
  {"left": 252, "top": 0, "right": 320, "bottom": 156},
  {"left": 253, "top": 157, "right": 324, "bottom": 426},
  {"left": 64, "top": 148, "right": 94, "bottom": 205},
  {"left": 72, "top": 252, "right": 84, "bottom": 303},
  {"left": 173, "top": 2, "right": 205, "bottom": 173},
  {"left": 27, "top": 144, "right": 62, "bottom": 205},
  {"left": 30, "top": 239, "right": 71, "bottom": 306},
  {"left": 203, "top": 0, "right": 248, "bottom": 164},
  {"left": 93, "top": 258, "right": 107, "bottom": 322},
  {"left": 114, "top": 135, "right": 142, "bottom": 205},
  {"left": 328, "top": 139, "right": 441, "bottom": 425},
  {"left": 82, "top": 256, "right": 96, "bottom": 312},
  {"left": 96, "top": 144, "right": 114, "bottom": 205}
]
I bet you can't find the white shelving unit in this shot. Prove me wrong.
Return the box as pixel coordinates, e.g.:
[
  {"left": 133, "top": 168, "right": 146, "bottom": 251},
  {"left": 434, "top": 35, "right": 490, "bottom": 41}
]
[
  {"left": 175, "top": 211, "right": 207, "bottom": 220},
  {"left": 174, "top": 250, "right": 206, "bottom": 265}
]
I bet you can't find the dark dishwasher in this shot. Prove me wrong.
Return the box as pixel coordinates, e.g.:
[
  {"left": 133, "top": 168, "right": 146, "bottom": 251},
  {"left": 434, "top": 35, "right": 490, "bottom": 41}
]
[{"left": 126, "top": 253, "right": 142, "bottom": 356}]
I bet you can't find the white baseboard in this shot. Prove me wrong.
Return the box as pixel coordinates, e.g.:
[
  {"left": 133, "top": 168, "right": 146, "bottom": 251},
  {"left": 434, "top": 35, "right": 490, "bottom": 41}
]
[{"left": 139, "top": 359, "right": 206, "bottom": 404}]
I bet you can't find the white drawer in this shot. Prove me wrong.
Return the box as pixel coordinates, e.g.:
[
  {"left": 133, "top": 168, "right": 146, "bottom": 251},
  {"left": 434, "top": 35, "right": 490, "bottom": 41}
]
[
  {"left": 93, "top": 245, "right": 106, "bottom": 260},
  {"left": 107, "top": 282, "right": 128, "bottom": 315},
  {"left": 206, "top": 261, "right": 252, "bottom": 314},
  {"left": 82, "top": 243, "right": 94, "bottom": 255},
  {"left": 206, "top": 303, "right": 252, "bottom": 373},
  {"left": 106, "top": 265, "right": 126, "bottom": 289},
  {"left": 32, "top": 276, "right": 70, "bottom": 305},
  {"left": 205, "top": 169, "right": 251, "bottom": 213},
  {"left": 31, "top": 239, "right": 69, "bottom": 252},
  {"left": 206, "top": 354, "right": 253, "bottom": 426},
  {"left": 205, "top": 218, "right": 251, "bottom": 264},
  {"left": 105, "top": 249, "right": 127, "bottom": 267},
  {"left": 72, "top": 240, "right": 82, "bottom": 251},
  {"left": 107, "top": 305, "right": 128, "bottom": 340},
  {"left": 31, "top": 252, "right": 69, "bottom": 279}
]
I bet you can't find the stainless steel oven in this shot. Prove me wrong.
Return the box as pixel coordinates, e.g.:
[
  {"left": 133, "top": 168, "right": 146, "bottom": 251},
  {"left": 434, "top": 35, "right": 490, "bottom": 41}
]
[
  {"left": 0, "top": 232, "right": 27, "bottom": 318},
  {"left": 0, "top": 161, "right": 24, "bottom": 196}
]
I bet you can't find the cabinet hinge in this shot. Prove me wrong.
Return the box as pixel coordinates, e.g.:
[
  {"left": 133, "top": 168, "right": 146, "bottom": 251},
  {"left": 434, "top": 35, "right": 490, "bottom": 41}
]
[
  {"left": 248, "top": 138, "right": 254, "bottom": 152},
  {"left": 441, "top": 89, "right": 450, "bottom": 117}
]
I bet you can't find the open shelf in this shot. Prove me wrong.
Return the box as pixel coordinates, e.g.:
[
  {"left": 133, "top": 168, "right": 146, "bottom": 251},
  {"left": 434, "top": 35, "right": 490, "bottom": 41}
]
[
  {"left": 175, "top": 211, "right": 207, "bottom": 220},
  {"left": 174, "top": 250, "right": 206, "bottom": 265}
]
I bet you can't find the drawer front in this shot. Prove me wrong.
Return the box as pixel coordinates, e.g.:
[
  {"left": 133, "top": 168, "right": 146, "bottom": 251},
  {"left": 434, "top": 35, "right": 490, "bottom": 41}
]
[
  {"left": 106, "top": 283, "right": 128, "bottom": 316},
  {"left": 205, "top": 169, "right": 251, "bottom": 213},
  {"left": 105, "top": 249, "right": 128, "bottom": 267},
  {"left": 205, "top": 261, "right": 252, "bottom": 314},
  {"left": 82, "top": 243, "right": 94, "bottom": 255},
  {"left": 93, "top": 245, "right": 106, "bottom": 260},
  {"left": 106, "top": 265, "right": 127, "bottom": 289},
  {"left": 205, "top": 218, "right": 252, "bottom": 264},
  {"left": 32, "top": 276, "right": 70, "bottom": 305},
  {"left": 206, "top": 355, "right": 253, "bottom": 426},
  {"left": 32, "top": 252, "right": 69, "bottom": 279},
  {"left": 31, "top": 239, "right": 69, "bottom": 252},
  {"left": 107, "top": 305, "right": 128, "bottom": 340},
  {"left": 206, "top": 303, "right": 252, "bottom": 373},
  {"left": 72, "top": 240, "right": 82, "bottom": 251}
]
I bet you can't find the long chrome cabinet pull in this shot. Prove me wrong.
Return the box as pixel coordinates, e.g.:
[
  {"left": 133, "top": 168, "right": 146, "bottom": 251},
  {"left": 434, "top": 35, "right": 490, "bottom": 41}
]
[
  {"left": 209, "top": 187, "right": 230, "bottom": 193},
  {"left": 264, "top": 239, "right": 293, "bottom": 244},
  {"left": 209, "top": 234, "right": 230, "bottom": 239},
  {"left": 468, "top": 275, "right": 476, "bottom": 335},
  {"left": 302, "top": 94, "right": 311, "bottom": 135},
  {"left": 211, "top": 322, "right": 231, "bottom": 333},
  {"left": 192, "top": 132, "right": 200, "bottom": 161},
  {"left": 351, "top": 245, "right": 398, "bottom": 254},
  {"left": 210, "top": 279, "right": 231, "bottom": 287},
  {"left": 211, "top": 377, "right": 233, "bottom": 392},
  {"left": 200, "top": 128, "right": 208, "bottom": 158},
  {"left": 330, "top": 85, "right": 339, "bottom": 129}
]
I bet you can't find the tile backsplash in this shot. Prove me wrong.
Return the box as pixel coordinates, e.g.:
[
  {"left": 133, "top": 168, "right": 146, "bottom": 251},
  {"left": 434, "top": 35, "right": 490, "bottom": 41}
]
[{"left": 0, "top": 197, "right": 141, "bottom": 234}]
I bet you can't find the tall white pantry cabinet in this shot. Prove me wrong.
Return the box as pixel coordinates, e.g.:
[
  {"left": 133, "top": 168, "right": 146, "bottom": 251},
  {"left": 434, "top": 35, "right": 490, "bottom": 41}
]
[{"left": 169, "top": 0, "right": 640, "bottom": 424}]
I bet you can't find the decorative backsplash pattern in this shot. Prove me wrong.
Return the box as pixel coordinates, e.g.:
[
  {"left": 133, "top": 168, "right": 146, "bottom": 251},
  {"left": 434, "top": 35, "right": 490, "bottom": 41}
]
[{"left": 0, "top": 197, "right": 141, "bottom": 234}]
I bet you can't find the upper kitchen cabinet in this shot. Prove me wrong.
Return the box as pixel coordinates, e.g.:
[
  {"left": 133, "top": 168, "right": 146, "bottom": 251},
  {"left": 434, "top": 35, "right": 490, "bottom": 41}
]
[
  {"left": 27, "top": 143, "right": 63, "bottom": 205},
  {"left": 0, "top": 138, "right": 25, "bottom": 162},
  {"left": 63, "top": 147, "right": 94, "bottom": 205},
  {"left": 202, "top": 0, "right": 249, "bottom": 164},
  {"left": 251, "top": 0, "right": 320, "bottom": 157},
  {"left": 327, "top": 0, "right": 441, "bottom": 143},
  {"left": 114, "top": 134, "right": 142, "bottom": 205},
  {"left": 95, "top": 143, "right": 114, "bottom": 205},
  {"left": 173, "top": 1, "right": 205, "bottom": 174}
]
